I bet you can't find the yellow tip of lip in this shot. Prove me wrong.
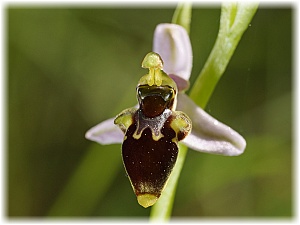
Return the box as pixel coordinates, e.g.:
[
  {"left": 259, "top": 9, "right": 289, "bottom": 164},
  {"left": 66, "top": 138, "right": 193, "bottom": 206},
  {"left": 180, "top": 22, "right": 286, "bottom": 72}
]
[{"left": 137, "top": 194, "right": 158, "bottom": 208}]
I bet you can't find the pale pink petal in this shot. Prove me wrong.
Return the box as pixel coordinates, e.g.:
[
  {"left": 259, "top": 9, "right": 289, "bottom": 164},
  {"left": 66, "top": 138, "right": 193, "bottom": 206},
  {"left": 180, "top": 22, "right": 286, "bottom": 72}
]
[
  {"left": 153, "top": 23, "right": 192, "bottom": 81},
  {"left": 169, "top": 74, "right": 190, "bottom": 92},
  {"left": 177, "top": 93, "right": 246, "bottom": 156}
]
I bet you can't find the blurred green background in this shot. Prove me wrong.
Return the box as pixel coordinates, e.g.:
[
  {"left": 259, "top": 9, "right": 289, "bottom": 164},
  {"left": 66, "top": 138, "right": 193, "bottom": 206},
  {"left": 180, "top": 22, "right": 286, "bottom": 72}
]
[{"left": 7, "top": 4, "right": 292, "bottom": 218}]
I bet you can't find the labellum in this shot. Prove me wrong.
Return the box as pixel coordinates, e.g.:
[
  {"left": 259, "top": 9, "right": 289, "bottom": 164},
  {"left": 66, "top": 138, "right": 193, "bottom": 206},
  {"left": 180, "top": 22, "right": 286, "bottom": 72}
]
[{"left": 114, "top": 52, "right": 192, "bottom": 208}]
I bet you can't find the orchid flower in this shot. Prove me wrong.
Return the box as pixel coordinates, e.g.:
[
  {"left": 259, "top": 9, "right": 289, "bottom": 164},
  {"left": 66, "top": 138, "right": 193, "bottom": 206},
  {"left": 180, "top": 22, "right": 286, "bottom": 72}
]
[{"left": 85, "top": 23, "right": 246, "bottom": 208}]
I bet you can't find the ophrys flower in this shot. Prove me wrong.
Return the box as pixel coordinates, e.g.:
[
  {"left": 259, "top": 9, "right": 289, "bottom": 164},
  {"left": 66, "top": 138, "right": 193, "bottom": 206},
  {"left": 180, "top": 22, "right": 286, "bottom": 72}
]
[{"left": 85, "top": 23, "right": 246, "bottom": 208}]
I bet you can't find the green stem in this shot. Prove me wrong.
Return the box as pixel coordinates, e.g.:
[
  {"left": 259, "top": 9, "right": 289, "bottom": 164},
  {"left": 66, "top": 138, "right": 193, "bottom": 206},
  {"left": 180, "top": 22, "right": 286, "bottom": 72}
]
[
  {"left": 172, "top": 2, "right": 192, "bottom": 34},
  {"left": 150, "top": 2, "right": 258, "bottom": 221},
  {"left": 189, "top": 2, "right": 258, "bottom": 108},
  {"left": 149, "top": 3, "right": 192, "bottom": 222},
  {"left": 150, "top": 144, "right": 188, "bottom": 222}
]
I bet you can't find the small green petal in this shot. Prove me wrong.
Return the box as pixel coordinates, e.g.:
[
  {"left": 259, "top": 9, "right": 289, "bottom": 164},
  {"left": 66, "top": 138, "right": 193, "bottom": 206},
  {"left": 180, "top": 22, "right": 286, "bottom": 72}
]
[{"left": 114, "top": 107, "right": 136, "bottom": 133}]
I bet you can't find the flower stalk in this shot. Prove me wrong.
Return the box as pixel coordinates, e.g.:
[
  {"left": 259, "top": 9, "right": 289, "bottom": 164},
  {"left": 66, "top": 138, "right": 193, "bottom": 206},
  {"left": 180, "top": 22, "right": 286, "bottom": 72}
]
[
  {"left": 150, "top": 144, "right": 187, "bottom": 221},
  {"left": 149, "top": 3, "right": 192, "bottom": 221},
  {"left": 150, "top": 2, "right": 258, "bottom": 221},
  {"left": 189, "top": 2, "right": 259, "bottom": 108},
  {"left": 172, "top": 2, "right": 192, "bottom": 34}
]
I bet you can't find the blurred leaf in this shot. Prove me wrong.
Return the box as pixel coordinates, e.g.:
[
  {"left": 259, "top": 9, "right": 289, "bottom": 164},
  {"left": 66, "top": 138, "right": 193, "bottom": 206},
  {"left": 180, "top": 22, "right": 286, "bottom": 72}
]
[{"left": 48, "top": 143, "right": 122, "bottom": 216}]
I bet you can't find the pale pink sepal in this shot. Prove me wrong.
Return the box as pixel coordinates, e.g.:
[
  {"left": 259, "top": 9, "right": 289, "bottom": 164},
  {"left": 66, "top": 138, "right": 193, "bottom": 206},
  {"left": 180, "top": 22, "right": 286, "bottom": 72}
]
[
  {"left": 153, "top": 23, "right": 193, "bottom": 82},
  {"left": 85, "top": 118, "right": 123, "bottom": 145},
  {"left": 177, "top": 93, "right": 246, "bottom": 156}
]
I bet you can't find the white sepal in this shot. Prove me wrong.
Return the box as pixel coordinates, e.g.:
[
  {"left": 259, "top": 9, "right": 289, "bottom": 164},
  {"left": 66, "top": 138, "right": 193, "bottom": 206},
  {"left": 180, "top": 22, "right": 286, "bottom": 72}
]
[
  {"left": 153, "top": 23, "right": 192, "bottom": 82},
  {"left": 177, "top": 93, "right": 246, "bottom": 156},
  {"left": 85, "top": 118, "right": 123, "bottom": 145}
]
